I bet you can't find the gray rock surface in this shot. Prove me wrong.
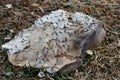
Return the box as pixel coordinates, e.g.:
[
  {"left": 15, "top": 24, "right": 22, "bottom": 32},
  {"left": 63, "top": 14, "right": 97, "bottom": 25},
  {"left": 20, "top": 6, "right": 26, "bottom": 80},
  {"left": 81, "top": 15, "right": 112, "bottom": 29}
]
[{"left": 2, "top": 9, "right": 105, "bottom": 74}]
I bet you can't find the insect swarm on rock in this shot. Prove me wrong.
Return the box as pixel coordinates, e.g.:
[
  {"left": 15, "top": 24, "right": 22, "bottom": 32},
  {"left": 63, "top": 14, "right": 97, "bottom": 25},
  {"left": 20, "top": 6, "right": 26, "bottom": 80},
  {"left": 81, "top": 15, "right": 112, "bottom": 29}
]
[{"left": 2, "top": 10, "right": 106, "bottom": 76}]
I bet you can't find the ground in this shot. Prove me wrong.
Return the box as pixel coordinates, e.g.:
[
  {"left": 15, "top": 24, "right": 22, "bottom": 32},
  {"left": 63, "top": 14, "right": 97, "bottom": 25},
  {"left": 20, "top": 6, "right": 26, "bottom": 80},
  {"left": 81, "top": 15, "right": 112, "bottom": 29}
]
[{"left": 0, "top": 0, "right": 120, "bottom": 80}]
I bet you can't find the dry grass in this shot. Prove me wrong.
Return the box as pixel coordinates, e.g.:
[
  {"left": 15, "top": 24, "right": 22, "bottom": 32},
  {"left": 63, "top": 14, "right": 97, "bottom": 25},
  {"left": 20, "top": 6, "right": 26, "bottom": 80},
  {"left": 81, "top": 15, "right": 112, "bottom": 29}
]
[{"left": 0, "top": 0, "right": 120, "bottom": 80}]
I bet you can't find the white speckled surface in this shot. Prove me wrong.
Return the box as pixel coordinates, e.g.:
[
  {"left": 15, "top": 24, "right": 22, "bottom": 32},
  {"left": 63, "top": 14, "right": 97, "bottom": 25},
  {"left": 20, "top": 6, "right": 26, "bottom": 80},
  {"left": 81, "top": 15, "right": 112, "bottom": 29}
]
[{"left": 2, "top": 9, "right": 105, "bottom": 74}]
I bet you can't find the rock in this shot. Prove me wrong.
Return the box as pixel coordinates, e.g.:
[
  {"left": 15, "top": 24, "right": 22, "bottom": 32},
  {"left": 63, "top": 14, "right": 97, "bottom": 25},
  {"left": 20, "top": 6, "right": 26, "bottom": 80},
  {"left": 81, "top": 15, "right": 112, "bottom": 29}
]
[
  {"left": 38, "top": 71, "right": 45, "bottom": 78},
  {"left": 86, "top": 50, "right": 93, "bottom": 56},
  {"left": 2, "top": 9, "right": 106, "bottom": 74},
  {"left": 5, "top": 4, "right": 13, "bottom": 9}
]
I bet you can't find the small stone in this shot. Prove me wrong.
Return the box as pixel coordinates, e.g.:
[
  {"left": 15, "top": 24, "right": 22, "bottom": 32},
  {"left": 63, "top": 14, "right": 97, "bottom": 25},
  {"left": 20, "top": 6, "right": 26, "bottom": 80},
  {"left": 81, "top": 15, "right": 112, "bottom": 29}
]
[
  {"left": 5, "top": 4, "right": 12, "bottom": 9},
  {"left": 86, "top": 50, "right": 93, "bottom": 56},
  {"left": 110, "top": 60, "right": 113, "bottom": 63},
  {"left": 10, "top": 29, "right": 14, "bottom": 33},
  {"left": 38, "top": 72, "right": 45, "bottom": 78}
]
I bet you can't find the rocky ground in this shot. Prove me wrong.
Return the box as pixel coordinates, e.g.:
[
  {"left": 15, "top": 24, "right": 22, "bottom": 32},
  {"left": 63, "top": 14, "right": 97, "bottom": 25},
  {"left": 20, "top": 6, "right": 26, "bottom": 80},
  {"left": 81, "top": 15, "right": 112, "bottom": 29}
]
[{"left": 0, "top": 0, "right": 120, "bottom": 80}]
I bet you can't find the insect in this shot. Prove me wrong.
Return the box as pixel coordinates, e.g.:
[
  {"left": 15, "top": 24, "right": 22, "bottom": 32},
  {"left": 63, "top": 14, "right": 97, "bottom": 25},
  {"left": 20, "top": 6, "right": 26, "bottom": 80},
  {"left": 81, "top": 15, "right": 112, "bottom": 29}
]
[{"left": 2, "top": 10, "right": 106, "bottom": 74}]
